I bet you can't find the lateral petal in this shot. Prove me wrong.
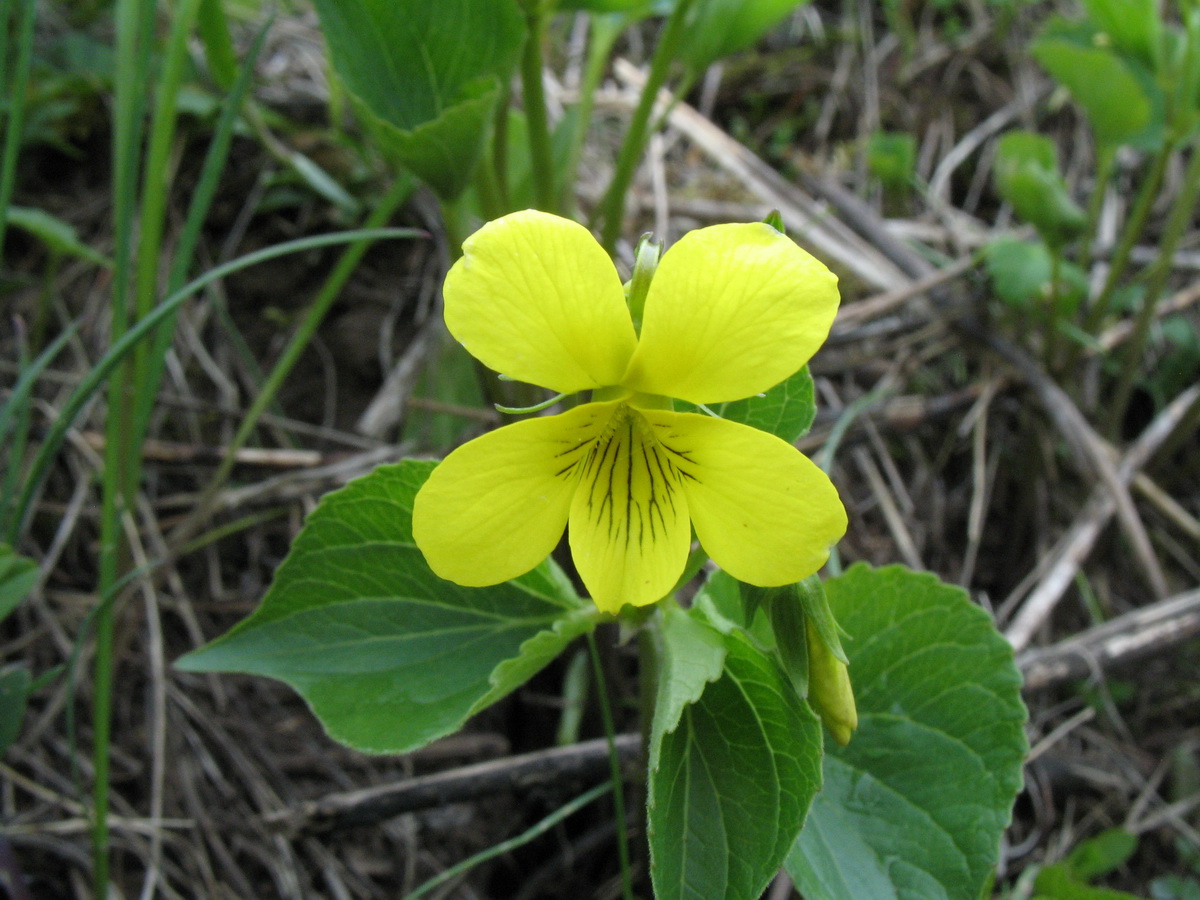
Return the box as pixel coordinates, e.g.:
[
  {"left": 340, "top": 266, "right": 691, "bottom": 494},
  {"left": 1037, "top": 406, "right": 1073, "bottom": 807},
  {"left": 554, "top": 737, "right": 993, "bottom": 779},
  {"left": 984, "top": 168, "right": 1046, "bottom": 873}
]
[
  {"left": 623, "top": 223, "right": 839, "bottom": 404},
  {"left": 413, "top": 403, "right": 614, "bottom": 587},
  {"left": 644, "top": 410, "right": 846, "bottom": 585},
  {"left": 444, "top": 210, "right": 638, "bottom": 394},
  {"left": 569, "top": 405, "right": 692, "bottom": 614}
]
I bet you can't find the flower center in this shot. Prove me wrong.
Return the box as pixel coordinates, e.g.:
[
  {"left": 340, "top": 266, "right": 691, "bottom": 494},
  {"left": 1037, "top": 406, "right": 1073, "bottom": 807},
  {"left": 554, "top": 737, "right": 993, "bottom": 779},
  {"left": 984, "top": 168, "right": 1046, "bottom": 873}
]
[{"left": 575, "top": 403, "right": 684, "bottom": 550}]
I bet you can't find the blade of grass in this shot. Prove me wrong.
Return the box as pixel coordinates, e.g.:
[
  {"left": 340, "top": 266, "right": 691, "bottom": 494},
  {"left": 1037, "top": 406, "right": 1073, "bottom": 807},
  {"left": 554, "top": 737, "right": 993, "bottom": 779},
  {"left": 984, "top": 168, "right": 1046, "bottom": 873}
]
[
  {"left": 126, "top": 0, "right": 207, "bottom": 461},
  {"left": 130, "top": 16, "right": 273, "bottom": 451},
  {"left": 0, "top": 323, "right": 31, "bottom": 539},
  {"left": 1107, "top": 136, "right": 1200, "bottom": 436},
  {"left": 6, "top": 228, "right": 421, "bottom": 547},
  {"left": 520, "top": 2, "right": 557, "bottom": 212},
  {"left": 595, "top": 0, "right": 697, "bottom": 255},
  {"left": 93, "top": 0, "right": 157, "bottom": 886},
  {"left": 560, "top": 13, "right": 624, "bottom": 217},
  {"left": 400, "top": 781, "right": 612, "bottom": 900},
  {"left": 0, "top": 321, "right": 77, "bottom": 534},
  {"left": 164, "top": 174, "right": 417, "bottom": 553},
  {"left": 0, "top": 321, "right": 77, "bottom": 451},
  {"left": 196, "top": 0, "right": 238, "bottom": 91},
  {"left": 0, "top": 0, "right": 36, "bottom": 259}
]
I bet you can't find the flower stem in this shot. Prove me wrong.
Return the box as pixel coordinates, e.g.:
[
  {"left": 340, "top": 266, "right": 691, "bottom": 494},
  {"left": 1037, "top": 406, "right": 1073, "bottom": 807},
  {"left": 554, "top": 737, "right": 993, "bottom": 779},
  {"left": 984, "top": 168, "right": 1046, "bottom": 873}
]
[
  {"left": 1106, "top": 139, "right": 1200, "bottom": 437},
  {"left": 561, "top": 13, "right": 624, "bottom": 218},
  {"left": 1083, "top": 139, "right": 1175, "bottom": 335},
  {"left": 586, "top": 630, "right": 635, "bottom": 900},
  {"left": 521, "top": 3, "right": 557, "bottom": 213},
  {"left": 596, "top": 0, "right": 697, "bottom": 256},
  {"left": 1044, "top": 248, "right": 1062, "bottom": 369}
]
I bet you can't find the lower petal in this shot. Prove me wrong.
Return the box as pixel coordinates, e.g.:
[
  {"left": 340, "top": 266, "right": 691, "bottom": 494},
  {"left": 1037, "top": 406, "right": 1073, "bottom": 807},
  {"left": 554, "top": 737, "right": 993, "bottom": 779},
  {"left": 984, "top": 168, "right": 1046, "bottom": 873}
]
[
  {"left": 643, "top": 410, "right": 847, "bottom": 586},
  {"left": 569, "top": 405, "right": 692, "bottom": 614},
  {"left": 413, "top": 404, "right": 612, "bottom": 587}
]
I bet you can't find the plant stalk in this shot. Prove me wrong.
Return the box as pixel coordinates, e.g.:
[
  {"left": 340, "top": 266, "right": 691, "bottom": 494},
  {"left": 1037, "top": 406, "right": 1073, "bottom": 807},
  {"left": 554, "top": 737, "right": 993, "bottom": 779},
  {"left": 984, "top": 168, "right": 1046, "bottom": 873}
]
[
  {"left": 596, "top": 0, "right": 697, "bottom": 255},
  {"left": 521, "top": 3, "right": 557, "bottom": 212},
  {"left": 1107, "top": 141, "right": 1200, "bottom": 436},
  {"left": 587, "top": 630, "right": 635, "bottom": 900},
  {"left": 1083, "top": 140, "right": 1175, "bottom": 334}
]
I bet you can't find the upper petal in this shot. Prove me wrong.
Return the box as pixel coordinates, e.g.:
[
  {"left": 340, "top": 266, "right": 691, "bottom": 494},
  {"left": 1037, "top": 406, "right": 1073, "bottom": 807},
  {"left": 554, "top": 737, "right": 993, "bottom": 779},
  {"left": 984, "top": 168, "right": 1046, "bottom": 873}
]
[
  {"left": 444, "top": 210, "right": 638, "bottom": 394},
  {"left": 622, "top": 223, "right": 839, "bottom": 404},
  {"left": 569, "top": 404, "right": 692, "bottom": 614},
  {"left": 643, "top": 410, "right": 847, "bottom": 585},
  {"left": 413, "top": 403, "right": 614, "bottom": 587}
]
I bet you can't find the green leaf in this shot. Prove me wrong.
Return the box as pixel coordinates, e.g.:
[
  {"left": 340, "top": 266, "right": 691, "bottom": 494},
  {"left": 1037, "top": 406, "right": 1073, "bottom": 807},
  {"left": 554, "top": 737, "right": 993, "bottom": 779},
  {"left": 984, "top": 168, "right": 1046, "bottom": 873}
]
[
  {"left": 649, "top": 629, "right": 823, "bottom": 900},
  {"left": 177, "top": 461, "right": 593, "bottom": 754},
  {"left": 696, "top": 570, "right": 774, "bottom": 646},
  {"left": 993, "top": 131, "right": 1086, "bottom": 248},
  {"left": 1033, "top": 33, "right": 1153, "bottom": 147},
  {"left": 1065, "top": 829, "right": 1138, "bottom": 881},
  {"left": 0, "top": 666, "right": 32, "bottom": 755},
  {"left": 867, "top": 131, "right": 917, "bottom": 191},
  {"left": 650, "top": 603, "right": 728, "bottom": 755},
  {"left": 676, "top": 0, "right": 813, "bottom": 73},
  {"left": 765, "top": 589, "right": 809, "bottom": 697},
  {"left": 704, "top": 364, "right": 817, "bottom": 443},
  {"left": 0, "top": 545, "right": 38, "bottom": 623},
  {"left": 196, "top": 0, "right": 239, "bottom": 90},
  {"left": 312, "top": 0, "right": 523, "bottom": 199},
  {"left": 1035, "top": 863, "right": 1147, "bottom": 900},
  {"left": 986, "top": 237, "right": 1054, "bottom": 308},
  {"left": 4, "top": 206, "right": 112, "bottom": 267},
  {"left": 787, "top": 564, "right": 1028, "bottom": 900},
  {"left": 1079, "top": 0, "right": 1160, "bottom": 70}
]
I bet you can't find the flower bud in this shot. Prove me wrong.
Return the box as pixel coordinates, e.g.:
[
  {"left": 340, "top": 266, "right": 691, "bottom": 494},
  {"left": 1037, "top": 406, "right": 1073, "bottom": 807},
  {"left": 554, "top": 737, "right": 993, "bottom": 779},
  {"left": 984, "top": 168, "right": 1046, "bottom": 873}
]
[{"left": 805, "top": 617, "right": 857, "bottom": 746}]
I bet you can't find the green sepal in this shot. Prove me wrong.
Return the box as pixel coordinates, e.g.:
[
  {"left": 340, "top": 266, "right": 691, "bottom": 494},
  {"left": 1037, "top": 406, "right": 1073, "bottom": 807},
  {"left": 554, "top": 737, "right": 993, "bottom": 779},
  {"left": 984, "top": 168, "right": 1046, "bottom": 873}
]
[
  {"left": 794, "top": 574, "right": 846, "bottom": 663},
  {"left": 764, "top": 587, "right": 809, "bottom": 698}
]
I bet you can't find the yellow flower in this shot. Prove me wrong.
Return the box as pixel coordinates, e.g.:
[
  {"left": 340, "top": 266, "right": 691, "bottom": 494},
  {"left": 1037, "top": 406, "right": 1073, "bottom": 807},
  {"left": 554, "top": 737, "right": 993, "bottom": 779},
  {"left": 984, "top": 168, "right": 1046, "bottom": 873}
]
[{"left": 413, "top": 210, "right": 847, "bottom": 614}]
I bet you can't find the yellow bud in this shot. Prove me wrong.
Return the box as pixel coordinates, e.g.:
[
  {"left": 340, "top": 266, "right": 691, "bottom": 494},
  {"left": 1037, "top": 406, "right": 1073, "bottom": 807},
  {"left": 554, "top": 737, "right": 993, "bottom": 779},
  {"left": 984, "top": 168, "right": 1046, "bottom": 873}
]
[{"left": 805, "top": 619, "right": 858, "bottom": 746}]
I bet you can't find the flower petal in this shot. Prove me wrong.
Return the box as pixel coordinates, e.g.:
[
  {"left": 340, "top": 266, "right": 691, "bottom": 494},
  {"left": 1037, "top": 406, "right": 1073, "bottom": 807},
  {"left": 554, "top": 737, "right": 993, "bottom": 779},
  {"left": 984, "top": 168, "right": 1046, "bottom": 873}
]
[
  {"left": 623, "top": 223, "right": 839, "bottom": 404},
  {"left": 444, "top": 210, "right": 638, "bottom": 393},
  {"left": 413, "top": 403, "right": 614, "bottom": 586},
  {"left": 644, "top": 410, "right": 846, "bottom": 585},
  {"left": 569, "top": 405, "right": 692, "bottom": 614}
]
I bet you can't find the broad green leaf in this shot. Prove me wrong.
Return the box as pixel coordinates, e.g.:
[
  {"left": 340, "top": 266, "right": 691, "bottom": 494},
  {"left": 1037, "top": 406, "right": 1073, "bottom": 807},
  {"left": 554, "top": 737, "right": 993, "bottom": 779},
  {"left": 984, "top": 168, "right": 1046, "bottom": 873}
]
[
  {"left": 1080, "top": 0, "right": 1160, "bottom": 69},
  {"left": 700, "top": 364, "right": 817, "bottom": 444},
  {"left": 1065, "top": 829, "right": 1138, "bottom": 881},
  {"left": 0, "top": 545, "right": 38, "bottom": 623},
  {"left": 985, "top": 237, "right": 1088, "bottom": 316},
  {"left": 994, "top": 131, "right": 1086, "bottom": 248},
  {"left": 4, "top": 206, "right": 111, "bottom": 267},
  {"left": 176, "top": 461, "right": 593, "bottom": 754},
  {"left": 1033, "top": 35, "right": 1152, "bottom": 147},
  {"left": 676, "top": 0, "right": 813, "bottom": 73},
  {"left": 312, "top": 0, "right": 523, "bottom": 199},
  {"left": 0, "top": 666, "right": 32, "bottom": 755},
  {"left": 649, "top": 603, "right": 727, "bottom": 758},
  {"left": 1034, "top": 863, "right": 1146, "bottom": 900},
  {"left": 649, "top": 629, "right": 823, "bottom": 900},
  {"left": 787, "top": 564, "right": 1028, "bottom": 900},
  {"left": 695, "top": 569, "right": 774, "bottom": 645},
  {"left": 986, "top": 237, "right": 1054, "bottom": 309}
]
